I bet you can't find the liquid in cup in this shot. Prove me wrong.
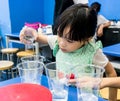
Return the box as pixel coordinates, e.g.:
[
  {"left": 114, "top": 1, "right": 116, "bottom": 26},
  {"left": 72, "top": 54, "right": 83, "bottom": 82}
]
[
  {"left": 73, "top": 64, "right": 105, "bottom": 101},
  {"left": 45, "top": 62, "right": 70, "bottom": 101},
  {"left": 24, "top": 29, "right": 35, "bottom": 44},
  {"left": 21, "top": 55, "right": 45, "bottom": 62},
  {"left": 17, "top": 61, "right": 44, "bottom": 85}
]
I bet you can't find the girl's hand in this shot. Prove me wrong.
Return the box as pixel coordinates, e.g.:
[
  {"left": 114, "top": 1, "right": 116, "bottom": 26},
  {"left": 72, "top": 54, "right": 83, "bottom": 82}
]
[
  {"left": 19, "top": 27, "right": 38, "bottom": 44},
  {"left": 69, "top": 77, "right": 102, "bottom": 88}
]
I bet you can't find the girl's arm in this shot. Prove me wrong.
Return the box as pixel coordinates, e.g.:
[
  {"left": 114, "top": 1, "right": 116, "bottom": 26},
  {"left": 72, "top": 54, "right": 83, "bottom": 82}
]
[
  {"left": 100, "top": 77, "right": 120, "bottom": 89},
  {"left": 104, "top": 62, "right": 117, "bottom": 101}
]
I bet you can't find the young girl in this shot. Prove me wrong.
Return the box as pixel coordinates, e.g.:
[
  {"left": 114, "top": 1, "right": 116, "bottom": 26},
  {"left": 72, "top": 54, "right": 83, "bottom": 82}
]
[{"left": 20, "top": 4, "right": 117, "bottom": 101}]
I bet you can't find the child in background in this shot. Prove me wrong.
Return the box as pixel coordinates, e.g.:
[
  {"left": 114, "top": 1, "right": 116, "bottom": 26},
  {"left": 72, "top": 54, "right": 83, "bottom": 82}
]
[
  {"left": 90, "top": 2, "right": 111, "bottom": 38},
  {"left": 20, "top": 4, "right": 117, "bottom": 101}
]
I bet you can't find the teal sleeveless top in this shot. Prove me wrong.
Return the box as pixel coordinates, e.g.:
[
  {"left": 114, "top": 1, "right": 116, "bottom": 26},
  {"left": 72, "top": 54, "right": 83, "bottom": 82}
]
[{"left": 53, "top": 41, "right": 102, "bottom": 74}]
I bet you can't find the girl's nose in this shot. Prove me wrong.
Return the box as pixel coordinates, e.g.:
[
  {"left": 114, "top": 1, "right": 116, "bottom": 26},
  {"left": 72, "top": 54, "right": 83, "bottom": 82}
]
[{"left": 59, "top": 38, "right": 66, "bottom": 47}]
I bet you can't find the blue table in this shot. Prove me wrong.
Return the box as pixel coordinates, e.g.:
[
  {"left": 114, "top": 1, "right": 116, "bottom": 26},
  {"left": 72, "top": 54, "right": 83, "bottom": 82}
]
[
  {"left": 103, "top": 43, "right": 120, "bottom": 57},
  {"left": 0, "top": 75, "right": 107, "bottom": 101}
]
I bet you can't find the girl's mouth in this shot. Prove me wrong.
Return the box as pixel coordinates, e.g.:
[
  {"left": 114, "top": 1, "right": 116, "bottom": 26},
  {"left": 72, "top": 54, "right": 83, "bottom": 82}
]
[{"left": 61, "top": 48, "right": 67, "bottom": 52}]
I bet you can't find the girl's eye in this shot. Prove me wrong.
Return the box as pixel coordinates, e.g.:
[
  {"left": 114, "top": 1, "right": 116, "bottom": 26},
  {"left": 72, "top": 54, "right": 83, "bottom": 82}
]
[
  {"left": 59, "top": 35, "right": 75, "bottom": 43},
  {"left": 66, "top": 39, "right": 74, "bottom": 43}
]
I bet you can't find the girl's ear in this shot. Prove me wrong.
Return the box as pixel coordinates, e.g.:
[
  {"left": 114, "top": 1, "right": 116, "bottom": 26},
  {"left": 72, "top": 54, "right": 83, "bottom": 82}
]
[
  {"left": 83, "top": 37, "right": 93, "bottom": 45},
  {"left": 87, "top": 37, "right": 93, "bottom": 41}
]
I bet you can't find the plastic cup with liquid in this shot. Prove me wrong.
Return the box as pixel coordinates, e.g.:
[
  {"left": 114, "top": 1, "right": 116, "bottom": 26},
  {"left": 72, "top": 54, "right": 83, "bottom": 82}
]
[
  {"left": 45, "top": 62, "right": 70, "bottom": 101},
  {"left": 73, "top": 64, "right": 105, "bottom": 101},
  {"left": 17, "top": 61, "right": 45, "bottom": 85},
  {"left": 21, "top": 55, "right": 45, "bottom": 63}
]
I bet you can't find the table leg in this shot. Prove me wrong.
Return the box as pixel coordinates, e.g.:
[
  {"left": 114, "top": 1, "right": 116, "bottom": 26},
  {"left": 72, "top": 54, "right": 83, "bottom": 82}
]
[{"left": 5, "top": 36, "right": 9, "bottom": 48}]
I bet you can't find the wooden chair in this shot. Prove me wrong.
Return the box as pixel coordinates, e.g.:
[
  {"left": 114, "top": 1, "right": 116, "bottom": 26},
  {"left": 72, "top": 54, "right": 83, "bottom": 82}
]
[
  {"left": 1, "top": 48, "right": 19, "bottom": 78},
  {"left": 0, "top": 60, "right": 14, "bottom": 79},
  {"left": 1, "top": 48, "right": 19, "bottom": 60},
  {"left": 100, "top": 87, "right": 120, "bottom": 101},
  {"left": 16, "top": 49, "right": 35, "bottom": 63}
]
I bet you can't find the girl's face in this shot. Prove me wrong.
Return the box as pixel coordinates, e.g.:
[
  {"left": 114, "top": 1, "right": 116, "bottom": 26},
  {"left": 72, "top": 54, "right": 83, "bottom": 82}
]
[{"left": 57, "top": 27, "right": 84, "bottom": 53}]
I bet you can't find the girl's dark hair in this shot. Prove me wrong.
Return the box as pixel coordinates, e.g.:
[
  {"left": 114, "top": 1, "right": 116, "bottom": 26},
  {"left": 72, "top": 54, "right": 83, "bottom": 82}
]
[{"left": 55, "top": 4, "right": 97, "bottom": 42}]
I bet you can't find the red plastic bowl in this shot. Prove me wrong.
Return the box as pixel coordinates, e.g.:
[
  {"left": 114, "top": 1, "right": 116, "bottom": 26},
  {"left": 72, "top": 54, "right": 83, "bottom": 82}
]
[{"left": 0, "top": 83, "right": 52, "bottom": 101}]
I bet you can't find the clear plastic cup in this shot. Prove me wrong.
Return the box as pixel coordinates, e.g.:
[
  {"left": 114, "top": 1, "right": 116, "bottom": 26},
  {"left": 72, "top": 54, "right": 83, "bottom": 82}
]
[
  {"left": 21, "top": 55, "right": 45, "bottom": 62},
  {"left": 73, "top": 64, "right": 105, "bottom": 101},
  {"left": 45, "top": 62, "right": 70, "bottom": 101},
  {"left": 23, "top": 28, "right": 35, "bottom": 44},
  {"left": 17, "top": 61, "right": 45, "bottom": 85}
]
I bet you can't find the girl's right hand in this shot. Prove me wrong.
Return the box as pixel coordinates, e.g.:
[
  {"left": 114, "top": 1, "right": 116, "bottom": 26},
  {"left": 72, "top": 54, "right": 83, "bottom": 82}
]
[{"left": 19, "top": 26, "right": 38, "bottom": 44}]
